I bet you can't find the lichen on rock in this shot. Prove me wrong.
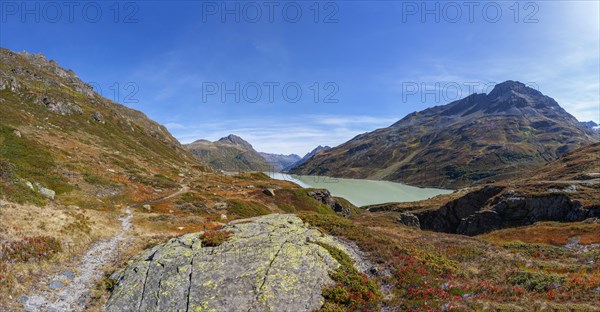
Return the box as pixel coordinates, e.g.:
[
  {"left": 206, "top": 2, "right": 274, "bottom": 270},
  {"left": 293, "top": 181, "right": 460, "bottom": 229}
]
[{"left": 106, "top": 214, "right": 362, "bottom": 312}]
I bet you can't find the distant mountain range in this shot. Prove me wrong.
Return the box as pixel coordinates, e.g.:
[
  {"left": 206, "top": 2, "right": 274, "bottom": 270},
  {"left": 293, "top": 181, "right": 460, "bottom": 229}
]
[
  {"left": 579, "top": 120, "right": 600, "bottom": 132},
  {"left": 259, "top": 152, "right": 301, "bottom": 172},
  {"left": 284, "top": 145, "right": 331, "bottom": 171},
  {"left": 290, "top": 81, "right": 598, "bottom": 188},
  {"left": 185, "top": 134, "right": 331, "bottom": 173}
]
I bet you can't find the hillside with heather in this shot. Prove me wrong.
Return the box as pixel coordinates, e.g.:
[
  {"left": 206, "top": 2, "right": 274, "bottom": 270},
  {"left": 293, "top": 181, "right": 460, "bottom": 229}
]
[
  {"left": 0, "top": 48, "right": 205, "bottom": 207},
  {"left": 291, "top": 81, "right": 598, "bottom": 188}
]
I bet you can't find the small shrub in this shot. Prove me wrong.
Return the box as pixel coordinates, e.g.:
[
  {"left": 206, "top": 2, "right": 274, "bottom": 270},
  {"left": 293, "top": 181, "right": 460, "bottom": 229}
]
[
  {"left": 509, "top": 271, "right": 565, "bottom": 292},
  {"left": 503, "top": 242, "right": 568, "bottom": 259},
  {"left": 83, "top": 173, "right": 113, "bottom": 186},
  {"left": 0, "top": 236, "right": 62, "bottom": 262},
  {"left": 202, "top": 229, "right": 232, "bottom": 247},
  {"left": 0, "top": 262, "right": 14, "bottom": 290},
  {"left": 316, "top": 242, "right": 382, "bottom": 311}
]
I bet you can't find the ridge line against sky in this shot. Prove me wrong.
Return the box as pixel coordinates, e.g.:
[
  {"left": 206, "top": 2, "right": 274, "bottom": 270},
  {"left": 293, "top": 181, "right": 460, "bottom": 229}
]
[{"left": 1, "top": 1, "right": 598, "bottom": 155}]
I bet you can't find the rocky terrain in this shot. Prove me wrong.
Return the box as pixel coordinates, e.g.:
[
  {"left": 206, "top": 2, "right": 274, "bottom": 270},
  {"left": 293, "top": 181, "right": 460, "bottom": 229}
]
[
  {"left": 185, "top": 135, "right": 272, "bottom": 172},
  {"left": 291, "top": 81, "right": 598, "bottom": 188},
  {"left": 106, "top": 214, "right": 367, "bottom": 312},
  {"left": 367, "top": 143, "right": 600, "bottom": 235}
]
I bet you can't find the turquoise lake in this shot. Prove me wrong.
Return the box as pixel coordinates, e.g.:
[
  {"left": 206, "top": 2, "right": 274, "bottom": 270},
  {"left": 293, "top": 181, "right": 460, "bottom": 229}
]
[{"left": 266, "top": 173, "right": 453, "bottom": 207}]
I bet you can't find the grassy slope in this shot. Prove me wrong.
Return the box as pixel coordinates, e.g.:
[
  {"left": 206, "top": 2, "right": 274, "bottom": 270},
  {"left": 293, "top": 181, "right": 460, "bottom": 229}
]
[{"left": 0, "top": 49, "right": 204, "bottom": 207}]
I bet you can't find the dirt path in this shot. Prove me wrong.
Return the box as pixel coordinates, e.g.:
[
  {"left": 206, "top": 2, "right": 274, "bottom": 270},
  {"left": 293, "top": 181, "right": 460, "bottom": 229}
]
[{"left": 22, "top": 186, "right": 189, "bottom": 312}]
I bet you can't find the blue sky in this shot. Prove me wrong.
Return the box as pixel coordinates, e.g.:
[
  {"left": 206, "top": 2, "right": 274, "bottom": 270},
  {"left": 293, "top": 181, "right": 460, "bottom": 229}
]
[{"left": 1, "top": 1, "right": 599, "bottom": 155}]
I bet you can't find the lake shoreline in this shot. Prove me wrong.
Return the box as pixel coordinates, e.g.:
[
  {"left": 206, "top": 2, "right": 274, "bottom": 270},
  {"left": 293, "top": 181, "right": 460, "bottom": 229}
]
[{"left": 266, "top": 172, "right": 453, "bottom": 207}]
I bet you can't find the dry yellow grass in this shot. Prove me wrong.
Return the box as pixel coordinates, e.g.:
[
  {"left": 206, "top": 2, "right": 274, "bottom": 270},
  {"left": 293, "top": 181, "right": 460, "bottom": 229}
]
[{"left": 0, "top": 199, "right": 122, "bottom": 309}]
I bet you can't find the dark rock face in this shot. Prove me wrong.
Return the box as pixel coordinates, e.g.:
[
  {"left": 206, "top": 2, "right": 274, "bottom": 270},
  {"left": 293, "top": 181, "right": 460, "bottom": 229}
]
[
  {"left": 458, "top": 194, "right": 596, "bottom": 235},
  {"left": 415, "top": 187, "right": 600, "bottom": 236},
  {"left": 418, "top": 186, "right": 504, "bottom": 233},
  {"left": 396, "top": 213, "right": 420, "bottom": 227},
  {"left": 308, "top": 189, "right": 351, "bottom": 217}
]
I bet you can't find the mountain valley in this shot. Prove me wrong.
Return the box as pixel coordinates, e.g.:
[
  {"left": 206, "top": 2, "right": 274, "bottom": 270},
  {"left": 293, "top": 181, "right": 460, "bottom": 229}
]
[{"left": 0, "top": 48, "right": 599, "bottom": 311}]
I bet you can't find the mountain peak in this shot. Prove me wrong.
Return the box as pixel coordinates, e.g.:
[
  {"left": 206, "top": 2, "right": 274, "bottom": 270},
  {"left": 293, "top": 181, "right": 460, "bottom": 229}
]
[
  {"left": 217, "top": 134, "right": 254, "bottom": 149},
  {"left": 488, "top": 80, "right": 542, "bottom": 99}
]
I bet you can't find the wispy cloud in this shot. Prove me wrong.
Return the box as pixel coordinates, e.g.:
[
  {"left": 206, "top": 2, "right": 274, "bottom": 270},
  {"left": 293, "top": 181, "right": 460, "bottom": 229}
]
[{"left": 166, "top": 114, "right": 395, "bottom": 156}]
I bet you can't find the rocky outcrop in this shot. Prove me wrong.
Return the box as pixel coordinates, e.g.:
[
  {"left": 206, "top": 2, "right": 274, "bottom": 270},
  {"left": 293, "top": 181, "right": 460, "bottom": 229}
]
[
  {"left": 415, "top": 186, "right": 600, "bottom": 236},
  {"left": 0, "top": 75, "right": 21, "bottom": 92},
  {"left": 262, "top": 188, "right": 275, "bottom": 196},
  {"left": 38, "top": 187, "right": 55, "bottom": 200},
  {"left": 106, "top": 214, "right": 363, "bottom": 312},
  {"left": 418, "top": 186, "right": 504, "bottom": 233},
  {"left": 308, "top": 189, "right": 351, "bottom": 217},
  {"left": 396, "top": 213, "right": 420, "bottom": 227},
  {"left": 35, "top": 96, "right": 83, "bottom": 116},
  {"left": 456, "top": 194, "right": 598, "bottom": 235},
  {"left": 91, "top": 111, "right": 105, "bottom": 124}
]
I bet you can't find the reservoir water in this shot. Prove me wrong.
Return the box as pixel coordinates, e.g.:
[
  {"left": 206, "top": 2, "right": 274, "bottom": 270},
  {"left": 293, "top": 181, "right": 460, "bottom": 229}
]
[{"left": 267, "top": 172, "right": 453, "bottom": 207}]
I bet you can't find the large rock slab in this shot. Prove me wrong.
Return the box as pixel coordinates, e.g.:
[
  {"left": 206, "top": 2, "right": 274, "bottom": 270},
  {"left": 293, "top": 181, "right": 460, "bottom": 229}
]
[{"left": 106, "top": 214, "right": 359, "bottom": 312}]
